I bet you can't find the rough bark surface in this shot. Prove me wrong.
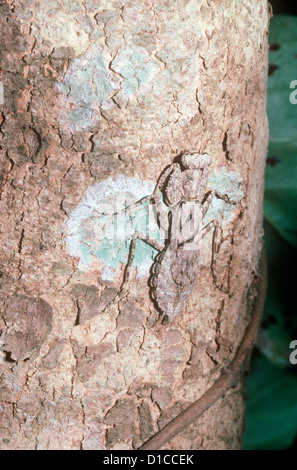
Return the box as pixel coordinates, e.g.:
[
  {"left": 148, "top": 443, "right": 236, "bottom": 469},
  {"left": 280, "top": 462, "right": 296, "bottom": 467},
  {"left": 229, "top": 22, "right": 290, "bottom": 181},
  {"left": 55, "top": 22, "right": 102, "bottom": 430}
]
[{"left": 0, "top": 0, "right": 270, "bottom": 450}]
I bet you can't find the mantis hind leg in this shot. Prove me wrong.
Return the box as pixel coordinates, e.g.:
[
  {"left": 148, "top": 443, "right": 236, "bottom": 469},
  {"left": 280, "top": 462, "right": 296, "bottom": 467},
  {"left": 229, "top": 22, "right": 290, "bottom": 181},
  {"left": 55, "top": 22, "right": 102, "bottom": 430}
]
[
  {"left": 121, "top": 232, "right": 165, "bottom": 289},
  {"left": 103, "top": 233, "right": 165, "bottom": 311}
]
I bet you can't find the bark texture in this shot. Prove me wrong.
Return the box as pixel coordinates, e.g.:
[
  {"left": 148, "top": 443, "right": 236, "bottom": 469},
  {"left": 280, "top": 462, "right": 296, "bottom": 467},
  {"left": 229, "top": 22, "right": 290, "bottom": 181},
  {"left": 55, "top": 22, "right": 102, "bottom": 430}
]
[{"left": 0, "top": 0, "right": 270, "bottom": 450}]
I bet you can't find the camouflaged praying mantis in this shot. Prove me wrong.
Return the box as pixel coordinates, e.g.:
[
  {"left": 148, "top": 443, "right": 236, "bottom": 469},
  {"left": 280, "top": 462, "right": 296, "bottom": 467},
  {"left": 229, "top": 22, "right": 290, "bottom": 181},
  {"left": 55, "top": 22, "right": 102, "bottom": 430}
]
[{"left": 111, "top": 153, "right": 236, "bottom": 321}]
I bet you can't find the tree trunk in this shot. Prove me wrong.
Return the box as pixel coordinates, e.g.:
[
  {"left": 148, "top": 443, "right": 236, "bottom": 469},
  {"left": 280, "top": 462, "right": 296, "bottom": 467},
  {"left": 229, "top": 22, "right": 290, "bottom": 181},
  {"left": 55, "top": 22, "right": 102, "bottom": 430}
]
[{"left": 0, "top": 0, "right": 270, "bottom": 450}]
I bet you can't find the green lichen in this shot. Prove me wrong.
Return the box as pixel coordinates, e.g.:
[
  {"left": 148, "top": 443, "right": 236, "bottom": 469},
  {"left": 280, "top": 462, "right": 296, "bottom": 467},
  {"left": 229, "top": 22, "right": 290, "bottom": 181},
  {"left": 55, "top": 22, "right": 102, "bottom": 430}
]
[{"left": 205, "top": 167, "right": 243, "bottom": 224}]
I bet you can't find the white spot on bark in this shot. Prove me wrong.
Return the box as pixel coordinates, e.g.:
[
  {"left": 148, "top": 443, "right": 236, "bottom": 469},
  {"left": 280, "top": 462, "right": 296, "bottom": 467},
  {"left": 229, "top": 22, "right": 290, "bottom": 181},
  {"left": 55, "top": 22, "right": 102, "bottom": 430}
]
[{"left": 65, "top": 175, "right": 159, "bottom": 281}]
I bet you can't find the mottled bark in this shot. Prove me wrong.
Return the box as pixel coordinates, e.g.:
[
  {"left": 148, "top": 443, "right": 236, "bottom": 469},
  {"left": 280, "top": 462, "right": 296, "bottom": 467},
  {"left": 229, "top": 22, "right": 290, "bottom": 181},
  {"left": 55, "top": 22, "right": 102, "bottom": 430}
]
[{"left": 0, "top": 0, "right": 270, "bottom": 450}]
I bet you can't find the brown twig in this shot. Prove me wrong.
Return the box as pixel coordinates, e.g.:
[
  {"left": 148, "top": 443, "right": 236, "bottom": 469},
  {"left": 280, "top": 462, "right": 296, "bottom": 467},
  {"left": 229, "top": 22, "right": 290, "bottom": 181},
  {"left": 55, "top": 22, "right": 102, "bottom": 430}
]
[{"left": 138, "top": 246, "right": 267, "bottom": 450}]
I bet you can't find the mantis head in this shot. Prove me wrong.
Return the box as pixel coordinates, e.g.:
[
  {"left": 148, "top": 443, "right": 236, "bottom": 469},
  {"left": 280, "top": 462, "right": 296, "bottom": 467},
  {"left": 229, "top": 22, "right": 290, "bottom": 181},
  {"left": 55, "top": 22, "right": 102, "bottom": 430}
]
[
  {"left": 181, "top": 153, "right": 212, "bottom": 170},
  {"left": 181, "top": 153, "right": 212, "bottom": 202}
]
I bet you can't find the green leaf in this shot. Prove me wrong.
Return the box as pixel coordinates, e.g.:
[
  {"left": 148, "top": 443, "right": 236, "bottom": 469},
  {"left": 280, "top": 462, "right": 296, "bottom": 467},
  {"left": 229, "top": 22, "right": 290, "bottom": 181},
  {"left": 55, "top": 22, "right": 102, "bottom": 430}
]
[
  {"left": 259, "top": 222, "right": 297, "bottom": 366},
  {"left": 242, "top": 14, "right": 297, "bottom": 451},
  {"left": 268, "top": 15, "right": 297, "bottom": 144},
  {"left": 266, "top": 14, "right": 297, "bottom": 248},
  {"left": 265, "top": 144, "right": 297, "bottom": 248},
  {"left": 259, "top": 14, "right": 297, "bottom": 367},
  {"left": 243, "top": 356, "right": 297, "bottom": 450}
]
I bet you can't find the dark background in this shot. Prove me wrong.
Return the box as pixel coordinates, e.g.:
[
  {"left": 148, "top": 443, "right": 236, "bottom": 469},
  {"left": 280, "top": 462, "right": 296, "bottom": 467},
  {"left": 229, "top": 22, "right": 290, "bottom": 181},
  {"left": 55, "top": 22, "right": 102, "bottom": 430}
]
[
  {"left": 267, "top": 0, "right": 297, "bottom": 450},
  {"left": 270, "top": 0, "right": 297, "bottom": 15}
]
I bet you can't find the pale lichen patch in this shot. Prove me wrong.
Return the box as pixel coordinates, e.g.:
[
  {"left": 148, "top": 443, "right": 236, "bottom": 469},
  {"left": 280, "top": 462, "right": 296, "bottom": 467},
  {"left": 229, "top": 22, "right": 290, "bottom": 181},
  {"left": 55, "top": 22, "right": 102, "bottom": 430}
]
[{"left": 65, "top": 175, "right": 161, "bottom": 281}]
